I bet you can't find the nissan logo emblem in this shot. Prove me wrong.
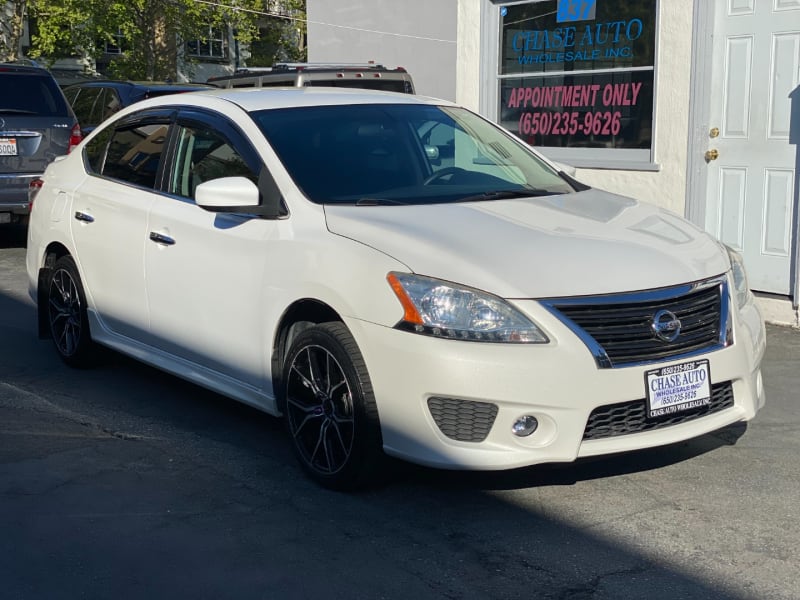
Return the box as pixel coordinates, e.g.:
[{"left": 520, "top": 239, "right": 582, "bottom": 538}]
[{"left": 651, "top": 309, "right": 682, "bottom": 342}]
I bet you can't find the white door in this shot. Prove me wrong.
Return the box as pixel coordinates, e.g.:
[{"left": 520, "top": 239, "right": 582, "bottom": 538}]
[
  {"left": 71, "top": 177, "right": 153, "bottom": 338},
  {"left": 144, "top": 119, "right": 272, "bottom": 388},
  {"left": 701, "top": 0, "right": 799, "bottom": 295},
  {"left": 145, "top": 197, "right": 272, "bottom": 388}
]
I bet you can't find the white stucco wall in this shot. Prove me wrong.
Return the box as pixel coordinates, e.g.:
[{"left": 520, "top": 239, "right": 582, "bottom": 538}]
[
  {"left": 573, "top": 1, "right": 694, "bottom": 217},
  {"left": 307, "top": 1, "right": 458, "bottom": 101},
  {"left": 456, "top": 1, "right": 483, "bottom": 112}
]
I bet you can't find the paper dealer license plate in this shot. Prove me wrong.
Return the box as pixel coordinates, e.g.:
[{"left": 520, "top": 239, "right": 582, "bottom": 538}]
[
  {"left": 645, "top": 360, "right": 711, "bottom": 418},
  {"left": 0, "top": 138, "right": 18, "bottom": 156}
]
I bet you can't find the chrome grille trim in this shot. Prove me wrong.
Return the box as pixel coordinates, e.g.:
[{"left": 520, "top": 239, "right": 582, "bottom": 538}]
[{"left": 540, "top": 276, "right": 731, "bottom": 369}]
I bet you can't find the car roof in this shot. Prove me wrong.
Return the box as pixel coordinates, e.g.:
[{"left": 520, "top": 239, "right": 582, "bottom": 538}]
[
  {"left": 0, "top": 63, "right": 54, "bottom": 76},
  {"left": 128, "top": 87, "right": 450, "bottom": 114}
]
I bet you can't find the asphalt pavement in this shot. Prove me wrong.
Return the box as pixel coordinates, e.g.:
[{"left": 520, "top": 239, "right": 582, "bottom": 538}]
[{"left": 1, "top": 225, "right": 798, "bottom": 600}]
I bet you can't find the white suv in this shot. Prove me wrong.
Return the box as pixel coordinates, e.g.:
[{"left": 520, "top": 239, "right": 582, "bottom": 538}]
[{"left": 26, "top": 88, "right": 765, "bottom": 489}]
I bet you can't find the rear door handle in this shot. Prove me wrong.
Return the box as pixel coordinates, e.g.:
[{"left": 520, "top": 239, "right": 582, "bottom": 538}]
[
  {"left": 74, "top": 211, "right": 94, "bottom": 223},
  {"left": 149, "top": 231, "right": 176, "bottom": 246}
]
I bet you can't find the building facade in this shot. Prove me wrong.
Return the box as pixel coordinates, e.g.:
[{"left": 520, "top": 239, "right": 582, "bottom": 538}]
[{"left": 308, "top": 0, "right": 800, "bottom": 324}]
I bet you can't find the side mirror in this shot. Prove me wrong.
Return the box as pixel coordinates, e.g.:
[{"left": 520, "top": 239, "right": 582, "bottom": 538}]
[
  {"left": 195, "top": 167, "right": 286, "bottom": 219},
  {"left": 195, "top": 176, "right": 259, "bottom": 211}
]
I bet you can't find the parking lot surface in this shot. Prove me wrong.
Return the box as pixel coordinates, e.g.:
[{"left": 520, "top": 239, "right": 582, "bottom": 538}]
[{"left": 1, "top": 228, "right": 798, "bottom": 599}]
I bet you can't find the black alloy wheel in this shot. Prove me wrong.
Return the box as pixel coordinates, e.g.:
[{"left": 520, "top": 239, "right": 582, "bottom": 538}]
[
  {"left": 283, "top": 322, "right": 382, "bottom": 490},
  {"left": 47, "top": 255, "right": 95, "bottom": 367}
]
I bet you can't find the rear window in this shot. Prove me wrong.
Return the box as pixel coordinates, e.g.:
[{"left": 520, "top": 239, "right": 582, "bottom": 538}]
[{"left": 0, "top": 73, "right": 71, "bottom": 117}]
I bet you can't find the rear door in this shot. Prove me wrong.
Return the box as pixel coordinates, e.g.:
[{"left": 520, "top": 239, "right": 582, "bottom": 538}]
[{"left": 70, "top": 109, "right": 173, "bottom": 340}]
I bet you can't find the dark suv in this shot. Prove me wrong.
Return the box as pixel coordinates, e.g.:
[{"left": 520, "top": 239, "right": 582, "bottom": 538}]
[
  {"left": 0, "top": 64, "right": 80, "bottom": 227},
  {"left": 62, "top": 80, "right": 213, "bottom": 136}
]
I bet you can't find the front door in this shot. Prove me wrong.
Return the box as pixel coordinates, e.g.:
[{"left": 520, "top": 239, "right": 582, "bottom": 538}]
[
  {"left": 144, "top": 114, "right": 272, "bottom": 389},
  {"left": 698, "top": 1, "right": 799, "bottom": 295}
]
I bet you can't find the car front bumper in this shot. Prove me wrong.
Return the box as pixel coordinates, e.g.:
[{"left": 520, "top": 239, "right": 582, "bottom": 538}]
[{"left": 344, "top": 297, "right": 766, "bottom": 471}]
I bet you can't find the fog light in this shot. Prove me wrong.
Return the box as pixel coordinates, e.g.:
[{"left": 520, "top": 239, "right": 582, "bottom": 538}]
[{"left": 512, "top": 415, "right": 539, "bottom": 437}]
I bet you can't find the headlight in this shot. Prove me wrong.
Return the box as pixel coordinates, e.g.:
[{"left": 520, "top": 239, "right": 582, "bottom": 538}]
[
  {"left": 387, "top": 272, "right": 548, "bottom": 343},
  {"left": 726, "top": 245, "right": 752, "bottom": 309}
]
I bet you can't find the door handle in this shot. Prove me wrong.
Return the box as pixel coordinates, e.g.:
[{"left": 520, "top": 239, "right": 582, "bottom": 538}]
[
  {"left": 149, "top": 231, "right": 176, "bottom": 246},
  {"left": 705, "top": 149, "right": 719, "bottom": 161},
  {"left": 74, "top": 211, "right": 95, "bottom": 223}
]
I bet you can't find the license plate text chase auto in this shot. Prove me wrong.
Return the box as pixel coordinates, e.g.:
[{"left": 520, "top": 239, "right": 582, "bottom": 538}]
[{"left": 645, "top": 360, "right": 711, "bottom": 418}]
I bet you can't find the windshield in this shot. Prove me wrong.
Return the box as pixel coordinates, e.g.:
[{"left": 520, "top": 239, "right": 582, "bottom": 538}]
[{"left": 251, "top": 104, "right": 574, "bottom": 205}]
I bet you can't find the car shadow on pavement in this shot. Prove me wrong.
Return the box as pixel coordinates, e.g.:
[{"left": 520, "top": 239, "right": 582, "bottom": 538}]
[{"left": 388, "top": 422, "right": 748, "bottom": 491}]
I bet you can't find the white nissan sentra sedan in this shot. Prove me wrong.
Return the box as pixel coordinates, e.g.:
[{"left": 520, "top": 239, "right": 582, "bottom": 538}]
[{"left": 26, "top": 88, "right": 766, "bottom": 489}]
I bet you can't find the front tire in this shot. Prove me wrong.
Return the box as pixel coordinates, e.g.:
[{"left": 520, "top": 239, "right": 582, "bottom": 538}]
[
  {"left": 282, "top": 322, "right": 383, "bottom": 490},
  {"left": 46, "top": 255, "right": 95, "bottom": 367}
]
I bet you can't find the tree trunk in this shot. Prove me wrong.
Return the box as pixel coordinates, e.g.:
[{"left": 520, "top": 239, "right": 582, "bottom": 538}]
[{"left": 0, "top": 0, "right": 27, "bottom": 62}]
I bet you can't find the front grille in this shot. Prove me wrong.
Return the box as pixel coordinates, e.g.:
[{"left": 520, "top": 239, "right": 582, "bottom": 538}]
[
  {"left": 583, "top": 381, "right": 734, "bottom": 440},
  {"left": 427, "top": 397, "right": 498, "bottom": 442},
  {"left": 542, "top": 277, "right": 729, "bottom": 368}
]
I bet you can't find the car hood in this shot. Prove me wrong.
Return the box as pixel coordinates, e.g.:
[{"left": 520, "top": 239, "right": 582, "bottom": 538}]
[{"left": 323, "top": 189, "right": 729, "bottom": 298}]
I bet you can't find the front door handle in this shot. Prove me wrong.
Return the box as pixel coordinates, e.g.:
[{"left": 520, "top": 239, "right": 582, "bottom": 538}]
[
  {"left": 149, "top": 231, "right": 176, "bottom": 246},
  {"left": 705, "top": 149, "right": 719, "bottom": 161},
  {"left": 74, "top": 211, "right": 95, "bottom": 223}
]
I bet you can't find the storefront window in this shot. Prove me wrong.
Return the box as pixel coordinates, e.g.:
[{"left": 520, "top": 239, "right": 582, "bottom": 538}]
[{"left": 497, "top": 0, "right": 657, "bottom": 166}]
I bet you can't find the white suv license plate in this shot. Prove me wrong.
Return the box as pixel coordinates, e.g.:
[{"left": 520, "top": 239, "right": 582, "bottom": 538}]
[
  {"left": 0, "top": 138, "right": 18, "bottom": 156},
  {"left": 645, "top": 359, "right": 711, "bottom": 418}
]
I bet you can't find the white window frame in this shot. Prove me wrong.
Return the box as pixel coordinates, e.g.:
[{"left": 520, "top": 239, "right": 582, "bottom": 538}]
[
  {"left": 187, "top": 26, "right": 229, "bottom": 60},
  {"left": 103, "top": 28, "right": 126, "bottom": 55},
  {"left": 481, "top": 0, "right": 661, "bottom": 171}
]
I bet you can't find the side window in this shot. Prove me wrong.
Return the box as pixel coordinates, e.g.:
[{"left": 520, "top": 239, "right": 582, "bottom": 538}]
[
  {"left": 259, "top": 78, "right": 293, "bottom": 87},
  {"left": 102, "top": 89, "right": 123, "bottom": 121},
  {"left": 102, "top": 123, "right": 170, "bottom": 189},
  {"left": 169, "top": 124, "right": 258, "bottom": 200},
  {"left": 88, "top": 88, "right": 107, "bottom": 127},
  {"left": 71, "top": 88, "right": 102, "bottom": 125},
  {"left": 63, "top": 87, "right": 80, "bottom": 106},
  {"left": 83, "top": 127, "right": 113, "bottom": 174}
]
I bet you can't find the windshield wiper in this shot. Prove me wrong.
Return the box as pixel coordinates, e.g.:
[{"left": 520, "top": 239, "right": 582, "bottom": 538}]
[
  {"left": 456, "top": 189, "right": 561, "bottom": 203},
  {"left": 0, "top": 109, "right": 37, "bottom": 115}
]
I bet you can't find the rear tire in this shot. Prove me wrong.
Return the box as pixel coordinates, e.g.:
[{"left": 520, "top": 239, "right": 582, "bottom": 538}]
[
  {"left": 46, "top": 255, "right": 96, "bottom": 368},
  {"left": 282, "top": 322, "right": 383, "bottom": 490}
]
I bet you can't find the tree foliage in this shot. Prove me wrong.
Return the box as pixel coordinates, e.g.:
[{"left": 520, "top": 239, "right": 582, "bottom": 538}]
[
  {"left": 247, "top": 0, "right": 306, "bottom": 67},
  {"left": 24, "top": 0, "right": 306, "bottom": 80}
]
